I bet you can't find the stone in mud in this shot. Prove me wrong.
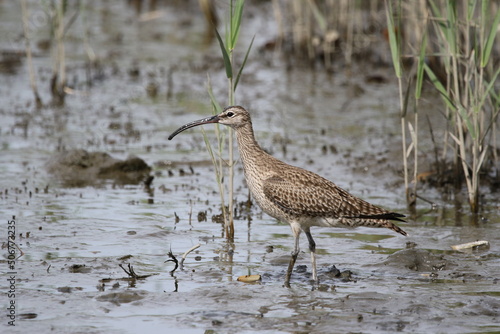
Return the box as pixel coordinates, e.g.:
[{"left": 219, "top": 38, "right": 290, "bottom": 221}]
[
  {"left": 384, "top": 249, "right": 451, "bottom": 272},
  {"left": 46, "top": 149, "right": 151, "bottom": 186}
]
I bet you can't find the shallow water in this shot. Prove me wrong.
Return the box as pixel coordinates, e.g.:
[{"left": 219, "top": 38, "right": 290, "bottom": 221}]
[{"left": 1, "top": 1, "right": 499, "bottom": 333}]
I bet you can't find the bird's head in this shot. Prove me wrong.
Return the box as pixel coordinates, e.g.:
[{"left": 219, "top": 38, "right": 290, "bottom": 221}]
[{"left": 168, "top": 106, "right": 250, "bottom": 140}]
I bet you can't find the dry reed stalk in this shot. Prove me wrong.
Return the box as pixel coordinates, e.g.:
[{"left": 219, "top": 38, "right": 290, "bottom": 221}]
[{"left": 20, "top": 0, "right": 42, "bottom": 108}]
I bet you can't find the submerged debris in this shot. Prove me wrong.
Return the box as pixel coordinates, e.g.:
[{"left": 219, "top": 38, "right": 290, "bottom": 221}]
[
  {"left": 179, "top": 244, "right": 201, "bottom": 269},
  {"left": 119, "top": 263, "right": 154, "bottom": 280},
  {"left": 165, "top": 251, "right": 179, "bottom": 274},
  {"left": 237, "top": 275, "right": 262, "bottom": 283},
  {"left": 165, "top": 244, "right": 201, "bottom": 273},
  {"left": 451, "top": 240, "right": 490, "bottom": 252}
]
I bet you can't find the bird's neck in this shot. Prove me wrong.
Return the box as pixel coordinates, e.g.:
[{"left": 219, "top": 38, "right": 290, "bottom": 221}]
[{"left": 234, "top": 122, "right": 267, "bottom": 164}]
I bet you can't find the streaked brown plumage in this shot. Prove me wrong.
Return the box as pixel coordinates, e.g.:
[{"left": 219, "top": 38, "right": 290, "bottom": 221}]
[{"left": 169, "top": 106, "right": 407, "bottom": 286}]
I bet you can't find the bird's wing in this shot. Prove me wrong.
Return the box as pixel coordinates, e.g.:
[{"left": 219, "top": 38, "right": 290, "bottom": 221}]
[{"left": 262, "top": 172, "right": 401, "bottom": 220}]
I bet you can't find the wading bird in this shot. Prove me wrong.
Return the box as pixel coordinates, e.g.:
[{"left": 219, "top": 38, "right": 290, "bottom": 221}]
[{"left": 168, "top": 106, "right": 407, "bottom": 286}]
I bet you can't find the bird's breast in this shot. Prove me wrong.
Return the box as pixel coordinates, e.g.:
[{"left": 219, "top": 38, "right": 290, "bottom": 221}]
[{"left": 241, "top": 164, "right": 291, "bottom": 222}]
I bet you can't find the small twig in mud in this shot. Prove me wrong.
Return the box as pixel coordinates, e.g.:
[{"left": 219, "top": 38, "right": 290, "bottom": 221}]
[
  {"left": 165, "top": 250, "right": 179, "bottom": 274},
  {"left": 416, "top": 194, "right": 437, "bottom": 208},
  {"left": 47, "top": 264, "right": 51, "bottom": 273},
  {"left": 119, "top": 263, "right": 137, "bottom": 278},
  {"left": 118, "top": 263, "right": 153, "bottom": 280},
  {"left": 188, "top": 199, "right": 193, "bottom": 225},
  {"left": 180, "top": 244, "right": 201, "bottom": 269}
]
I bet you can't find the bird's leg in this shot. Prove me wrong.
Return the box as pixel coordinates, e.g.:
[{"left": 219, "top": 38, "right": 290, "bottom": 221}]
[
  {"left": 285, "top": 249, "right": 298, "bottom": 288},
  {"left": 305, "top": 230, "right": 318, "bottom": 283},
  {"left": 285, "top": 223, "right": 301, "bottom": 287}
]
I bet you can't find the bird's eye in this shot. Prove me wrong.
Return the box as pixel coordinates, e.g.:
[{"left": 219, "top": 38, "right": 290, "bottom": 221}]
[{"left": 227, "top": 112, "right": 234, "bottom": 117}]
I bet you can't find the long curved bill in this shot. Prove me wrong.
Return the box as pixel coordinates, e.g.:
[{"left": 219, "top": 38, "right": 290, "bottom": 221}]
[{"left": 168, "top": 115, "right": 220, "bottom": 140}]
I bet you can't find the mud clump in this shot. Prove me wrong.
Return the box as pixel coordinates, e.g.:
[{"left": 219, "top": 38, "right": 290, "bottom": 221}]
[
  {"left": 384, "top": 249, "right": 450, "bottom": 272},
  {"left": 46, "top": 149, "right": 151, "bottom": 187},
  {"left": 326, "top": 265, "right": 355, "bottom": 282},
  {"left": 68, "top": 264, "right": 92, "bottom": 274},
  {"left": 96, "top": 290, "right": 147, "bottom": 305}
]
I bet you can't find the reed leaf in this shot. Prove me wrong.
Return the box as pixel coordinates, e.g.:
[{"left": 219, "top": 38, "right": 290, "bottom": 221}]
[
  {"left": 445, "top": 1, "right": 457, "bottom": 55},
  {"left": 457, "top": 105, "right": 476, "bottom": 139},
  {"left": 428, "top": 0, "right": 456, "bottom": 55},
  {"left": 469, "top": 0, "right": 477, "bottom": 22},
  {"left": 308, "top": 0, "right": 327, "bottom": 32},
  {"left": 478, "top": 67, "right": 500, "bottom": 145},
  {"left": 481, "top": 5, "right": 500, "bottom": 67},
  {"left": 206, "top": 74, "right": 223, "bottom": 114},
  {"left": 229, "top": 0, "right": 245, "bottom": 50},
  {"left": 385, "top": 0, "right": 401, "bottom": 78},
  {"left": 478, "top": 67, "right": 500, "bottom": 113},
  {"left": 428, "top": 0, "right": 445, "bottom": 37},
  {"left": 428, "top": 0, "right": 441, "bottom": 21},
  {"left": 415, "top": 32, "right": 427, "bottom": 100},
  {"left": 234, "top": 35, "right": 255, "bottom": 92},
  {"left": 201, "top": 127, "right": 219, "bottom": 171},
  {"left": 214, "top": 27, "right": 233, "bottom": 79},
  {"left": 206, "top": 74, "right": 225, "bottom": 150},
  {"left": 424, "top": 63, "right": 456, "bottom": 110}
]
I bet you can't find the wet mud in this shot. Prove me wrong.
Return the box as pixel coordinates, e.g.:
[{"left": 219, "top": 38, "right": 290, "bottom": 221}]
[{"left": 1, "top": 1, "right": 499, "bottom": 334}]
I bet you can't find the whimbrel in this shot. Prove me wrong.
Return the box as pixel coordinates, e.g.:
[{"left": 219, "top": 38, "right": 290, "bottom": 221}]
[{"left": 168, "top": 106, "right": 407, "bottom": 286}]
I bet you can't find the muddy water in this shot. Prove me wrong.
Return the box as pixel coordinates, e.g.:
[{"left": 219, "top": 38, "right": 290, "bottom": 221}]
[{"left": 1, "top": 1, "right": 499, "bottom": 333}]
